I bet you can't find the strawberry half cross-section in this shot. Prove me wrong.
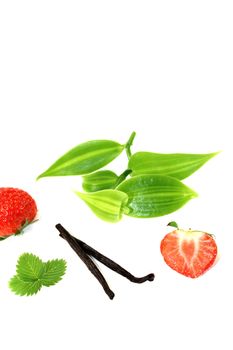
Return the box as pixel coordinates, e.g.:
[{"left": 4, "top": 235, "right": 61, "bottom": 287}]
[{"left": 160, "top": 228, "right": 218, "bottom": 278}]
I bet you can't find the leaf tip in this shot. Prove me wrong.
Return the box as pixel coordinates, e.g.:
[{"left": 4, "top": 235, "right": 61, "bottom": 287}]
[
  {"left": 191, "top": 190, "right": 198, "bottom": 199},
  {"left": 73, "top": 190, "right": 84, "bottom": 199},
  {"left": 210, "top": 151, "right": 222, "bottom": 158},
  {"left": 36, "top": 173, "right": 44, "bottom": 181}
]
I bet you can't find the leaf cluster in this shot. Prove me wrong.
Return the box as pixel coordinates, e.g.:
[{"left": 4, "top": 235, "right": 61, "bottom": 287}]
[
  {"left": 36, "top": 132, "right": 219, "bottom": 222},
  {"left": 9, "top": 253, "right": 67, "bottom": 296}
]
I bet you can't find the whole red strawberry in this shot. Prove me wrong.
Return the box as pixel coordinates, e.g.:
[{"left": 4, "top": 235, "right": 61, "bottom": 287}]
[
  {"left": 160, "top": 223, "right": 218, "bottom": 278},
  {"left": 0, "top": 188, "right": 37, "bottom": 238}
]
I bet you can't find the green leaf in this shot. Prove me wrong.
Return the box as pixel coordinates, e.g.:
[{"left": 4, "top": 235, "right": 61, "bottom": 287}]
[
  {"left": 40, "top": 259, "right": 67, "bottom": 286},
  {"left": 76, "top": 189, "right": 129, "bottom": 223},
  {"left": 117, "top": 174, "right": 197, "bottom": 218},
  {"left": 82, "top": 169, "right": 132, "bottom": 192},
  {"left": 167, "top": 221, "right": 179, "bottom": 229},
  {"left": 37, "top": 139, "right": 126, "bottom": 179},
  {"left": 82, "top": 170, "right": 118, "bottom": 192},
  {"left": 9, "top": 253, "right": 67, "bottom": 296},
  {"left": 128, "top": 152, "right": 219, "bottom": 180},
  {"left": 16, "top": 253, "right": 44, "bottom": 282},
  {"left": 9, "top": 275, "right": 42, "bottom": 296}
]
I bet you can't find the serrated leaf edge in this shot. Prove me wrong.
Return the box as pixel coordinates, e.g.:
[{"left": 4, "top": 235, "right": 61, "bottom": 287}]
[
  {"left": 9, "top": 255, "right": 67, "bottom": 296},
  {"left": 16, "top": 253, "right": 44, "bottom": 281},
  {"left": 41, "top": 259, "right": 67, "bottom": 287},
  {"left": 9, "top": 275, "right": 42, "bottom": 296}
]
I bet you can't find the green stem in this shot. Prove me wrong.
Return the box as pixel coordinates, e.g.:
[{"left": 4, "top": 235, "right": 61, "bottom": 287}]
[
  {"left": 125, "top": 131, "right": 136, "bottom": 159},
  {"left": 114, "top": 169, "right": 132, "bottom": 188}
]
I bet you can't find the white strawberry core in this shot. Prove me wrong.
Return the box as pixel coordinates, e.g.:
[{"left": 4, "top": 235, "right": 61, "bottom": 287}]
[{"left": 177, "top": 230, "right": 204, "bottom": 264}]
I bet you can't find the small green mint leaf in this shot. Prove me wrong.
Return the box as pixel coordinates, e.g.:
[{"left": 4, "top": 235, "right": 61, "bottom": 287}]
[
  {"left": 41, "top": 259, "right": 67, "bottom": 286},
  {"left": 9, "top": 275, "right": 42, "bottom": 296},
  {"left": 16, "top": 253, "right": 45, "bottom": 282}
]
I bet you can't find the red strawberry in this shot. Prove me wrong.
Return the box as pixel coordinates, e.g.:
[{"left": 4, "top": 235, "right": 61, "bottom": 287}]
[
  {"left": 0, "top": 188, "right": 37, "bottom": 238},
  {"left": 160, "top": 226, "right": 217, "bottom": 278}
]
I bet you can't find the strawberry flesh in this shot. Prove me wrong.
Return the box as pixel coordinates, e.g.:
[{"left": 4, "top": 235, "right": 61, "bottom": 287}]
[{"left": 160, "top": 229, "right": 217, "bottom": 278}]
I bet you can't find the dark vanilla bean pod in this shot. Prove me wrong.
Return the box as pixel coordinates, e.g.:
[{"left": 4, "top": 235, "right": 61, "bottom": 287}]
[
  {"left": 58, "top": 225, "right": 155, "bottom": 283},
  {"left": 56, "top": 224, "right": 114, "bottom": 300},
  {"left": 74, "top": 237, "right": 155, "bottom": 283}
]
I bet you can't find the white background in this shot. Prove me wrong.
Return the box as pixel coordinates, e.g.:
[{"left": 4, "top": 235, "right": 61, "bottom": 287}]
[{"left": 0, "top": 1, "right": 232, "bottom": 349}]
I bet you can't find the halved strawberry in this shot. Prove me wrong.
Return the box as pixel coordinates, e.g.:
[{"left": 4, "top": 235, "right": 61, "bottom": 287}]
[{"left": 160, "top": 225, "right": 218, "bottom": 278}]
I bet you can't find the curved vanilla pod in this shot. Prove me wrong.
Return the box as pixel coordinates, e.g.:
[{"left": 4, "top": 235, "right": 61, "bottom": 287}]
[
  {"left": 37, "top": 132, "right": 136, "bottom": 179},
  {"left": 117, "top": 174, "right": 197, "bottom": 218},
  {"left": 71, "top": 235, "right": 154, "bottom": 283},
  {"left": 56, "top": 224, "right": 114, "bottom": 300},
  {"left": 128, "top": 151, "right": 219, "bottom": 180}
]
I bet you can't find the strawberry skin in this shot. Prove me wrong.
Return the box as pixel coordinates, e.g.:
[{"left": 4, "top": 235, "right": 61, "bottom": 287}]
[
  {"left": 0, "top": 188, "right": 37, "bottom": 237},
  {"left": 160, "top": 229, "right": 217, "bottom": 278}
]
